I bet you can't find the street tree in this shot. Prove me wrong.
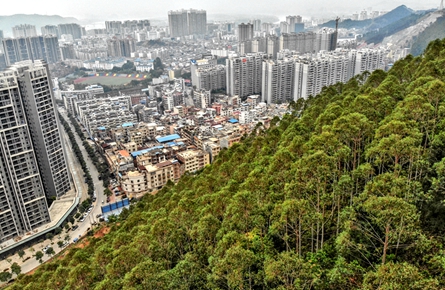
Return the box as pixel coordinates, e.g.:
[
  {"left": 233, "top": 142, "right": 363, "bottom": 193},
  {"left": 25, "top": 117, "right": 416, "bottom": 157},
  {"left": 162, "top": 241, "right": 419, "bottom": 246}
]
[
  {"left": 18, "top": 249, "right": 25, "bottom": 260},
  {"left": 35, "top": 251, "right": 44, "bottom": 263},
  {"left": 11, "top": 262, "right": 21, "bottom": 276},
  {"left": 46, "top": 247, "right": 55, "bottom": 257}
]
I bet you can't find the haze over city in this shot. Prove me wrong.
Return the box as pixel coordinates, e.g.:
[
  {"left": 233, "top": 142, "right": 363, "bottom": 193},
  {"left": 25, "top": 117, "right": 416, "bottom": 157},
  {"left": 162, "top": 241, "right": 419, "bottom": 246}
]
[{"left": 0, "top": 0, "right": 441, "bottom": 21}]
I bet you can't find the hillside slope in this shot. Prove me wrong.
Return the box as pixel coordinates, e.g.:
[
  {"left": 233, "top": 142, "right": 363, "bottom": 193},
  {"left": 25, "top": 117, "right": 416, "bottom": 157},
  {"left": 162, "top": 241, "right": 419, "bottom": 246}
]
[
  {"left": 361, "top": 12, "right": 426, "bottom": 44},
  {"left": 410, "top": 15, "right": 445, "bottom": 55},
  {"left": 381, "top": 10, "right": 445, "bottom": 53},
  {"left": 7, "top": 39, "right": 445, "bottom": 289},
  {"left": 320, "top": 5, "right": 414, "bottom": 31}
]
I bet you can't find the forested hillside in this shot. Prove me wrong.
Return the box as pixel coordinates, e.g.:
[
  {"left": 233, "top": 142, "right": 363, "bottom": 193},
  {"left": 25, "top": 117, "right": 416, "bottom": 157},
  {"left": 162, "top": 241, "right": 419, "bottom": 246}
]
[
  {"left": 8, "top": 38, "right": 445, "bottom": 289},
  {"left": 411, "top": 16, "right": 445, "bottom": 56}
]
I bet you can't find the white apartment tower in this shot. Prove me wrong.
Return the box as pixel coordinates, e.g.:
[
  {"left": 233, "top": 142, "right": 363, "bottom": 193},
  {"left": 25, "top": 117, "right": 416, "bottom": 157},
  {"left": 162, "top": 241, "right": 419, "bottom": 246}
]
[
  {"left": 238, "top": 23, "right": 254, "bottom": 42},
  {"left": 286, "top": 16, "right": 299, "bottom": 33},
  {"left": 195, "top": 65, "right": 226, "bottom": 91},
  {"left": 349, "top": 49, "right": 385, "bottom": 78},
  {"left": 226, "top": 53, "right": 267, "bottom": 98},
  {"left": 293, "top": 55, "right": 346, "bottom": 100},
  {"left": 10, "top": 61, "right": 71, "bottom": 198},
  {"left": 262, "top": 58, "right": 295, "bottom": 104},
  {"left": 12, "top": 24, "right": 37, "bottom": 38},
  {"left": 168, "top": 9, "right": 207, "bottom": 37},
  {"left": 0, "top": 60, "right": 70, "bottom": 242}
]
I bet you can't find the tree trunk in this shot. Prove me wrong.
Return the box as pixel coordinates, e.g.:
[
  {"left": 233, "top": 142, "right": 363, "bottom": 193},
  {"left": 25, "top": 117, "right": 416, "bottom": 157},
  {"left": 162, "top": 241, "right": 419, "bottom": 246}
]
[
  {"left": 298, "top": 217, "right": 302, "bottom": 257},
  {"left": 382, "top": 224, "right": 390, "bottom": 265}
]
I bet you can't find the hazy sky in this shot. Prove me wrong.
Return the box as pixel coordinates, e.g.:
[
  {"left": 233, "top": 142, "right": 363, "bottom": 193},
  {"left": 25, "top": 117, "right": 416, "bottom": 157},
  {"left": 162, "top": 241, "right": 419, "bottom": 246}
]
[{"left": 0, "top": 0, "right": 441, "bottom": 21}]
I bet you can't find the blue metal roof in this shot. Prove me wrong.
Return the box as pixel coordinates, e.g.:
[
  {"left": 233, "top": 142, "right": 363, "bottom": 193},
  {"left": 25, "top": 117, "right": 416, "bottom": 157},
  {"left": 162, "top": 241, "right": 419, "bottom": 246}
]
[
  {"left": 228, "top": 118, "right": 239, "bottom": 123},
  {"left": 156, "top": 134, "right": 180, "bottom": 143},
  {"left": 131, "top": 146, "right": 164, "bottom": 157},
  {"left": 97, "top": 126, "right": 106, "bottom": 130},
  {"left": 101, "top": 198, "right": 130, "bottom": 214},
  {"left": 122, "top": 122, "right": 134, "bottom": 128}
]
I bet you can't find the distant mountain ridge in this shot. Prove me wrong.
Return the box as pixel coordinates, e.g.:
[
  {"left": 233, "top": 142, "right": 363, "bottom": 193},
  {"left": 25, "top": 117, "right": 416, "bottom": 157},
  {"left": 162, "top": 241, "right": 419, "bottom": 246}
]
[
  {"left": 0, "top": 14, "right": 79, "bottom": 37},
  {"left": 320, "top": 5, "right": 414, "bottom": 31}
]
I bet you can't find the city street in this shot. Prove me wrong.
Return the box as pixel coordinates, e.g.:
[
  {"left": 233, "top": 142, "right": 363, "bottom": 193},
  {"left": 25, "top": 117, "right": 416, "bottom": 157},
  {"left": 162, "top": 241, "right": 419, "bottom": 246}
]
[{"left": 58, "top": 107, "right": 106, "bottom": 222}]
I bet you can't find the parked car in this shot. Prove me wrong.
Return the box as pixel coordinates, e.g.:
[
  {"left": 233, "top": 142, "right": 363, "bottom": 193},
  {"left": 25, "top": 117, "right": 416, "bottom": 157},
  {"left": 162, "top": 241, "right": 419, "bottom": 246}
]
[{"left": 72, "top": 225, "right": 79, "bottom": 231}]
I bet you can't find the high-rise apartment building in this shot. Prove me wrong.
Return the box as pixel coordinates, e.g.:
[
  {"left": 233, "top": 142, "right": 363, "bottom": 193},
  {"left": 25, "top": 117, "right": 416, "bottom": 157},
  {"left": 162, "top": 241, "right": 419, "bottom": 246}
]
[
  {"left": 280, "top": 21, "right": 289, "bottom": 34},
  {"left": 226, "top": 53, "right": 267, "bottom": 98},
  {"left": 107, "top": 37, "right": 136, "bottom": 57},
  {"left": 191, "top": 55, "right": 217, "bottom": 85},
  {"left": 348, "top": 49, "right": 385, "bottom": 78},
  {"left": 2, "top": 35, "right": 61, "bottom": 66},
  {"left": 240, "top": 36, "right": 279, "bottom": 58},
  {"left": 105, "top": 20, "right": 150, "bottom": 35},
  {"left": 168, "top": 9, "right": 207, "bottom": 37},
  {"left": 250, "top": 19, "right": 261, "bottom": 31},
  {"left": 58, "top": 23, "right": 83, "bottom": 40},
  {"left": 292, "top": 49, "right": 384, "bottom": 100},
  {"left": 238, "top": 23, "right": 254, "bottom": 42},
  {"left": 59, "top": 43, "right": 76, "bottom": 60},
  {"left": 41, "top": 25, "right": 59, "bottom": 37},
  {"left": 262, "top": 22, "right": 272, "bottom": 33},
  {"left": 194, "top": 65, "right": 226, "bottom": 91},
  {"left": 191, "top": 56, "right": 226, "bottom": 91},
  {"left": 0, "top": 60, "right": 71, "bottom": 242},
  {"left": 279, "top": 29, "right": 337, "bottom": 53},
  {"left": 262, "top": 58, "right": 295, "bottom": 104},
  {"left": 12, "top": 24, "right": 37, "bottom": 38},
  {"left": 286, "top": 16, "right": 302, "bottom": 33},
  {"left": 105, "top": 21, "right": 122, "bottom": 34}
]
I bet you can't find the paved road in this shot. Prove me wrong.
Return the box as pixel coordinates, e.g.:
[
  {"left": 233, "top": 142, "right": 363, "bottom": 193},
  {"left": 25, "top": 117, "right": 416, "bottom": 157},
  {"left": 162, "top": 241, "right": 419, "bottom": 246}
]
[{"left": 58, "top": 108, "right": 106, "bottom": 222}]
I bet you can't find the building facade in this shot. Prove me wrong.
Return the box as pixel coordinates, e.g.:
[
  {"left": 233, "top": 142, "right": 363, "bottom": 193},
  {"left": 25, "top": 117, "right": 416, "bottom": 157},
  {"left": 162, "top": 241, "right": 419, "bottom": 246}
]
[
  {"left": 226, "top": 53, "right": 267, "bottom": 98},
  {"left": 2, "top": 35, "right": 61, "bottom": 66},
  {"left": 12, "top": 24, "right": 37, "bottom": 38},
  {"left": 168, "top": 9, "right": 207, "bottom": 37},
  {"left": 0, "top": 60, "right": 71, "bottom": 242}
]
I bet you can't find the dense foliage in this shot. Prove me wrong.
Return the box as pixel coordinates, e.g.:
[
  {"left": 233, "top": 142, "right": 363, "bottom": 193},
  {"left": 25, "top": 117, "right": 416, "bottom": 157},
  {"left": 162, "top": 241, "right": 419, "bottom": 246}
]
[{"left": 9, "top": 38, "right": 445, "bottom": 289}]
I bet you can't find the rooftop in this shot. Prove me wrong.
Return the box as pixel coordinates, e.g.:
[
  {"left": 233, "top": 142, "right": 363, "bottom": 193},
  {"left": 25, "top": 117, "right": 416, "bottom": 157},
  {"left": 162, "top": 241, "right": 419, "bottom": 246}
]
[{"left": 156, "top": 134, "right": 180, "bottom": 143}]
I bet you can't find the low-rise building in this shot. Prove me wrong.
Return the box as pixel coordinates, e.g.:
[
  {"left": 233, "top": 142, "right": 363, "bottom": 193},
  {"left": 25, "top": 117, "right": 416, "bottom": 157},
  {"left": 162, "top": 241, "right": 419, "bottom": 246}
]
[{"left": 176, "top": 149, "right": 210, "bottom": 172}]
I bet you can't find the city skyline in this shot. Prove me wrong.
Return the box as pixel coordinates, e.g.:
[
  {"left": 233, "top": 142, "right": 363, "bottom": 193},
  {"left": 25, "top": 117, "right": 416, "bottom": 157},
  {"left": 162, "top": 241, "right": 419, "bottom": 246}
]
[{"left": 0, "top": 0, "right": 441, "bottom": 21}]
